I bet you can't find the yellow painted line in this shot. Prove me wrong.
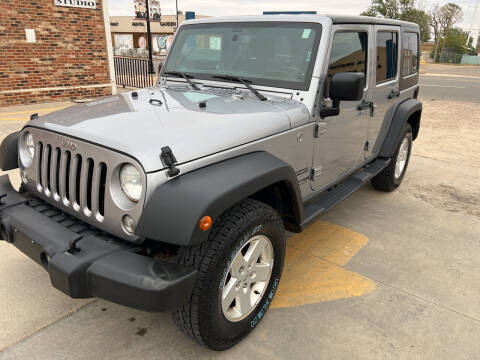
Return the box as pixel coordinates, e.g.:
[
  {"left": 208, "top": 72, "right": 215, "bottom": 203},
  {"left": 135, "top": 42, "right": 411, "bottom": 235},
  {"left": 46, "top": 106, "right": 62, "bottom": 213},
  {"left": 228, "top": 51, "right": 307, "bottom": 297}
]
[{"left": 271, "top": 221, "right": 376, "bottom": 309}]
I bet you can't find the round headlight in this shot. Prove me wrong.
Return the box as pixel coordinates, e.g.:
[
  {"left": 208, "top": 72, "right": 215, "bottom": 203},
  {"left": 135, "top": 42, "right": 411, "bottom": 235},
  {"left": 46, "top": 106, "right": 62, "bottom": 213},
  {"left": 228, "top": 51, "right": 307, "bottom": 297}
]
[
  {"left": 24, "top": 132, "right": 35, "bottom": 159},
  {"left": 119, "top": 164, "right": 142, "bottom": 202}
]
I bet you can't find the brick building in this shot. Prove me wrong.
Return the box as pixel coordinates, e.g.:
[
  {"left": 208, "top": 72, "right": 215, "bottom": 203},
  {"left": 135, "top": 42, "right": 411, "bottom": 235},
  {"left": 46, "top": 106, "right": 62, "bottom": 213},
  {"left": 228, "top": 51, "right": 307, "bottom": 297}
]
[{"left": 0, "top": 0, "right": 116, "bottom": 107}]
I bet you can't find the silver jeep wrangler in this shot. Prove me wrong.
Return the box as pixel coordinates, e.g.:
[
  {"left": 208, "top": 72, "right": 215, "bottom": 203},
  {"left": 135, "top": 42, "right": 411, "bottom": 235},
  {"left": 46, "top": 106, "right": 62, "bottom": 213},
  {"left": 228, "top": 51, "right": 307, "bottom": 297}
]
[{"left": 0, "top": 15, "right": 421, "bottom": 350}]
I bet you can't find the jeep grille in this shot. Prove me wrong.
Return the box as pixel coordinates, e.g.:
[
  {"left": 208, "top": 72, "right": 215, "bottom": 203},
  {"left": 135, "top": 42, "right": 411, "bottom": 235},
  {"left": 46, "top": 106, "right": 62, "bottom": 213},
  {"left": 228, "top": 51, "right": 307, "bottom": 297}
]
[
  {"left": 36, "top": 143, "right": 108, "bottom": 219},
  {"left": 21, "top": 127, "right": 146, "bottom": 243}
]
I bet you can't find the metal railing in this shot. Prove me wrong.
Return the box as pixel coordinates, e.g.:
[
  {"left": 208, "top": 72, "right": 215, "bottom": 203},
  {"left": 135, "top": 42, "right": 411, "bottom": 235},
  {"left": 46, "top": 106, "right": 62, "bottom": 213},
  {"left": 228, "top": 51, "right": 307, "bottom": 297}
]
[{"left": 114, "top": 57, "right": 157, "bottom": 88}]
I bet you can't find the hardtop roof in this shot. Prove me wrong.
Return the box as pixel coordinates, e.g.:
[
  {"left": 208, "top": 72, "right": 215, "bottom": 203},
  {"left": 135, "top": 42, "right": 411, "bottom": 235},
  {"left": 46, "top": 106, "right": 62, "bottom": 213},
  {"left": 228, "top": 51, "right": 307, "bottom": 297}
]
[{"left": 183, "top": 14, "right": 419, "bottom": 29}]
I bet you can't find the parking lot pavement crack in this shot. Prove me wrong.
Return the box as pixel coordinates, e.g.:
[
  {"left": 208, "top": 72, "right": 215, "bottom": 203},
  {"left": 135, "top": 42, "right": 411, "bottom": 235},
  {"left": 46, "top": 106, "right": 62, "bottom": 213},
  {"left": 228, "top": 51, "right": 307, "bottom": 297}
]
[
  {"left": 412, "top": 154, "right": 480, "bottom": 169},
  {"left": 0, "top": 300, "right": 96, "bottom": 353},
  {"left": 350, "top": 274, "right": 480, "bottom": 324}
]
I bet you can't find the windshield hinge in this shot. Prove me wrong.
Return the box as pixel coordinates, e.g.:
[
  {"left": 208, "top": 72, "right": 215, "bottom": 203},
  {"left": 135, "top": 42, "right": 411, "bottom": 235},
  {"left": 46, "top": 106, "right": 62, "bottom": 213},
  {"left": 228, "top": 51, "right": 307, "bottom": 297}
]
[{"left": 160, "top": 147, "right": 180, "bottom": 177}]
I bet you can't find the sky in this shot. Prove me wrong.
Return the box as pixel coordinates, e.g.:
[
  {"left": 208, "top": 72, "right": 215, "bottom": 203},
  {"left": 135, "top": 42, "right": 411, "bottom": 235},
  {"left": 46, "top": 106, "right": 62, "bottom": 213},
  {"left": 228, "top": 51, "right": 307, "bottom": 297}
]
[{"left": 108, "top": 0, "right": 480, "bottom": 35}]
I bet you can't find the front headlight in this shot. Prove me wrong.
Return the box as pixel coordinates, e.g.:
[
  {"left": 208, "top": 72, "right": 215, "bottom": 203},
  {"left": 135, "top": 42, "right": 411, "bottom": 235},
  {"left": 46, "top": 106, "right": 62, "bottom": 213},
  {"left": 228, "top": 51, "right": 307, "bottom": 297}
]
[
  {"left": 119, "top": 164, "right": 142, "bottom": 202},
  {"left": 24, "top": 132, "right": 35, "bottom": 159}
]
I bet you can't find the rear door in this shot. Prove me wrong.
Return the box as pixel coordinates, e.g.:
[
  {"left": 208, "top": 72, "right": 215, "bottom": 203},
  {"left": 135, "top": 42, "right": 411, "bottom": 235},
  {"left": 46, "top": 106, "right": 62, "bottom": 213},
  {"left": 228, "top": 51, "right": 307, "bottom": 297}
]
[
  {"left": 365, "top": 25, "right": 401, "bottom": 159},
  {"left": 311, "top": 24, "right": 373, "bottom": 191}
]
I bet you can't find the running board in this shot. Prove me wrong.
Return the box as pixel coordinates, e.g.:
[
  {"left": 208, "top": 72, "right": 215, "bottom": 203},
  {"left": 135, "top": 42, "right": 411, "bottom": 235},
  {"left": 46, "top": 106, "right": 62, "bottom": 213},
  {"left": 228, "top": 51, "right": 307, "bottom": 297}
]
[{"left": 300, "top": 158, "right": 390, "bottom": 230}]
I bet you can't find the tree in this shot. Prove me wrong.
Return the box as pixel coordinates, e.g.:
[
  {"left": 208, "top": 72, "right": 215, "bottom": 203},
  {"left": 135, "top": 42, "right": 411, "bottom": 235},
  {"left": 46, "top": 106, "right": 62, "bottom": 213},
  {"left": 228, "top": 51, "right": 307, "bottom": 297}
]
[
  {"left": 438, "top": 3, "right": 463, "bottom": 58},
  {"left": 402, "top": 8, "right": 431, "bottom": 41},
  {"left": 361, "top": 0, "right": 431, "bottom": 41},
  {"left": 429, "top": 2, "right": 443, "bottom": 61}
]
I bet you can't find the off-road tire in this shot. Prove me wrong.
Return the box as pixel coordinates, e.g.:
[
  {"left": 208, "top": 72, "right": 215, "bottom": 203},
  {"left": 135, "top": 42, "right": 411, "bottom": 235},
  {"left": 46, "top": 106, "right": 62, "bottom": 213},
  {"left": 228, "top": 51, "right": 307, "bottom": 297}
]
[
  {"left": 172, "top": 198, "right": 285, "bottom": 351},
  {"left": 372, "top": 123, "right": 413, "bottom": 192}
]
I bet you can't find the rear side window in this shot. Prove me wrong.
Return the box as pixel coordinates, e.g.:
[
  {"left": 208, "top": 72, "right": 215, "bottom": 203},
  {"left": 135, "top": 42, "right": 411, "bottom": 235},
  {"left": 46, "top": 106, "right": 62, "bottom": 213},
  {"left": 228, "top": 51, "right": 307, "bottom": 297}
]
[
  {"left": 376, "top": 31, "right": 398, "bottom": 83},
  {"left": 325, "top": 31, "right": 368, "bottom": 98},
  {"left": 403, "top": 32, "right": 419, "bottom": 76}
]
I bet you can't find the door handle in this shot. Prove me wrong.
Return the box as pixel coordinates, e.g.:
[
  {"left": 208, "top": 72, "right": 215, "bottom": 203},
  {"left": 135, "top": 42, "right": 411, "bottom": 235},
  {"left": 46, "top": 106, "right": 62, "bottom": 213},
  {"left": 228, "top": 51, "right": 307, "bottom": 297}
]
[
  {"left": 357, "top": 100, "right": 374, "bottom": 116},
  {"left": 388, "top": 90, "right": 401, "bottom": 99}
]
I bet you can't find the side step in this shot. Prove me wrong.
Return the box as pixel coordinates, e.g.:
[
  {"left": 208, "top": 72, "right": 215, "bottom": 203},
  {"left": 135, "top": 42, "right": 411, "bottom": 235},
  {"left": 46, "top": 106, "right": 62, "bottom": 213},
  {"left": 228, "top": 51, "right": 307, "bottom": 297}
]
[{"left": 300, "top": 158, "right": 390, "bottom": 230}]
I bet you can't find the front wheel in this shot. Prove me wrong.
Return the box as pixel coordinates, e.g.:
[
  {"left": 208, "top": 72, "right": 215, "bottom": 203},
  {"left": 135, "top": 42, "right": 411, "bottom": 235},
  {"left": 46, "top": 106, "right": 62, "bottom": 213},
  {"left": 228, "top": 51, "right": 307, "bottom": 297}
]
[
  {"left": 372, "top": 123, "right": 413, "bottom": 192},
  {"left": 172, "top": 199, "right": 285, "bottom": 350}
]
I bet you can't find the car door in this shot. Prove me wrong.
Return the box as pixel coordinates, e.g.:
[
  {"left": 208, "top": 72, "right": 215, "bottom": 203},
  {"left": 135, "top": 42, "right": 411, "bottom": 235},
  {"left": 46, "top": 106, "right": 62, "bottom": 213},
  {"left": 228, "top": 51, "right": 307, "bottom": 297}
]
[
  {"left": 365, "top": 25, "right": 401, "bottom": 160},
  {"left": 311, "top": 25, "right": 373, "bottom": 191}
]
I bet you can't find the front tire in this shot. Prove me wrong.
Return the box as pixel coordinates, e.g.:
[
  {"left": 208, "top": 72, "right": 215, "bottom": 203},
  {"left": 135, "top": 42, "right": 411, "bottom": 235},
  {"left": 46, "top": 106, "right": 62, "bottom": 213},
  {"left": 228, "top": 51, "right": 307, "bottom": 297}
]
[
  {"left": 172, "top": 199, "right": 285, "bottom": 350},
  {"left": 372, "top": 123, "right": 413, "bottom": 192}
]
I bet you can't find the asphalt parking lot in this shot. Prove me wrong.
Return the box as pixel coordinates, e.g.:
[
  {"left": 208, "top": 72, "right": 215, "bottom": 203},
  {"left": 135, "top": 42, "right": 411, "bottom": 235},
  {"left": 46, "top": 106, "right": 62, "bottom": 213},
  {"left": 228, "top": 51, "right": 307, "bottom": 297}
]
[{"left": 0, "top": 64, "right": 479, "bottom": 359}]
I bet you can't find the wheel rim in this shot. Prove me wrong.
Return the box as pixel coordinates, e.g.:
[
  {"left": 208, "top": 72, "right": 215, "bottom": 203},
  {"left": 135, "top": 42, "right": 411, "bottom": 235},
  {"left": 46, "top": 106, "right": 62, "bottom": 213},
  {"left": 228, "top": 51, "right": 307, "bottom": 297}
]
[
  {"left": 221, "top": 235, "right": 274, "bottom": 322},
  {"left": 395, "top": 137, "right": 409, "bottom": 180}
]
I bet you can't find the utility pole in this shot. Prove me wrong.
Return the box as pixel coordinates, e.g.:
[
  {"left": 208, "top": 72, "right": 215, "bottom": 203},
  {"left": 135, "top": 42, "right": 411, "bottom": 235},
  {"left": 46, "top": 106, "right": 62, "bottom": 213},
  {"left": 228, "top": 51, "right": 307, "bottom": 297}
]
[{"left": 145, "top": 0, "right": 155, "bottom": 74}]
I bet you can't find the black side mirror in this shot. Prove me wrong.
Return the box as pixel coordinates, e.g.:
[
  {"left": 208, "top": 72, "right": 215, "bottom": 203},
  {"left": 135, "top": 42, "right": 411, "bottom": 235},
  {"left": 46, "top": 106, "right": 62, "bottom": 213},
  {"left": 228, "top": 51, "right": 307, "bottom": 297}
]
[{"left": 320, "top": 72, "right": 365, "bottom": 119}]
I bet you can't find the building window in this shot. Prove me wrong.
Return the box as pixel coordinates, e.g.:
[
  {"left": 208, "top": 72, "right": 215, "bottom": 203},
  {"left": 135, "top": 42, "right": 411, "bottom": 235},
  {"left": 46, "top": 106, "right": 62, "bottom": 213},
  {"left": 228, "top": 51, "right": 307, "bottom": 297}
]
[
  {"left": 403, "top": 32, "right": 419, "bottom": 76},
  {"left": 376, "top": 31, "right": 398, "bottom": 83},
  {"left": 325, "top": 31, "right": 368, "bottom": 98}
]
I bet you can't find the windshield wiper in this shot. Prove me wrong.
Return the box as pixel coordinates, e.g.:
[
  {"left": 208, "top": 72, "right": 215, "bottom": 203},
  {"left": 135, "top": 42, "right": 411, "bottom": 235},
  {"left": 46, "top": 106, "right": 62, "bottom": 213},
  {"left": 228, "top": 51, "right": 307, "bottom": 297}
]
[
  {"left": 213, "top": 75, "right": 267, "bottom": 101},
  {"left": 163, "top": 71, "right": 200, "bottom": 90}
]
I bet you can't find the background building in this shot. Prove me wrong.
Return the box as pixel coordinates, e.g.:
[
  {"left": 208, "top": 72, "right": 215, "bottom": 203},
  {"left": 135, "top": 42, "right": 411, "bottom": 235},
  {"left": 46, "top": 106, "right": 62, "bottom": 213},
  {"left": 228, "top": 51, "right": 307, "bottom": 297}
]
[
  {"left": 110, "top": 14, "right": 184, "bottom": 58},
  {"left": 0, "top": 0, "right": 115, "bottom": 107},
  {"left": 110, "top": 12, "right": 200, "bottom": 58}
]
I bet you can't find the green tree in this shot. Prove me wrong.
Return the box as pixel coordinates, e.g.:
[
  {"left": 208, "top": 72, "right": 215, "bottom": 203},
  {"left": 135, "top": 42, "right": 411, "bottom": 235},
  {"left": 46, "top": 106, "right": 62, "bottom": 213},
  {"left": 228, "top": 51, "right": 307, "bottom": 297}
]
[
  {"left": 402, "top": 8, "right": 431, "bottom": 42},
  {"left": 361, "top": 0, "right": 431, "bottom": 41},
  {"left": 444, "top": 27, "right": 468, "bottom": 52}
]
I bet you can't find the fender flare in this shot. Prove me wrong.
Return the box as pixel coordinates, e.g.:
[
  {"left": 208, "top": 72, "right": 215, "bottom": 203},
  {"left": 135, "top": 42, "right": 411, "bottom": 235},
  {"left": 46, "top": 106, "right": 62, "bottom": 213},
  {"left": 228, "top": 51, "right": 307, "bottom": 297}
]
[
  {"left": 136, "top": 152, "right": 303, "bottom": 246},
  {"left": 379, "top": 99, "right": 422, "bottom": 158},
  {"left": 0, "top": 132, "right": 19, "bottom": 171}
]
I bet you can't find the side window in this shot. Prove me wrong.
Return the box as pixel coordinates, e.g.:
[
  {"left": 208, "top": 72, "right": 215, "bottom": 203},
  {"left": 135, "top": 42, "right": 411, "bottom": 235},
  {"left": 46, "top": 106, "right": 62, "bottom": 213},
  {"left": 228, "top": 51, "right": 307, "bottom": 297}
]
[
  {"left": 402, "top": 32, "right": 419, "bottom": 76},
  {"left": 325, "top": 31, "right": 368, "bottom": 98},
  {"left": 376, "top": 31, "right": 398, "bottom": 83}
]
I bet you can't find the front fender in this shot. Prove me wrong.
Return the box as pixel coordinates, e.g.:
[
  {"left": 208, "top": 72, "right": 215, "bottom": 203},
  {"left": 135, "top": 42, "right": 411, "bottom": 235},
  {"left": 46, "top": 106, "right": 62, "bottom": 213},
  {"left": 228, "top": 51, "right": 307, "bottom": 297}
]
[
  {"left": 0, "top": 132, "right": 19, "bottom": 171},
  {"left": 136, "top": 152, "right": 303, "bottom": 246}
]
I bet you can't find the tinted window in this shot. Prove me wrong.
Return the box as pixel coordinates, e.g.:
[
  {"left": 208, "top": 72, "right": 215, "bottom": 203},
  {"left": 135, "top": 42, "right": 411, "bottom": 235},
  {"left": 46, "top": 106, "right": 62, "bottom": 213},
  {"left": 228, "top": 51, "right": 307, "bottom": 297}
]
[
  {"left": 376, "top": 31, "right": 398, "bottom": 83},
  {"left": 325, "top": 32, "right": 368, "bottom": 98},
  {"left": 403, "top": 32, "right": 419, "bottom": 76},
  {"left": 163, "top": 23, "right": 322, "bottom": 91}
]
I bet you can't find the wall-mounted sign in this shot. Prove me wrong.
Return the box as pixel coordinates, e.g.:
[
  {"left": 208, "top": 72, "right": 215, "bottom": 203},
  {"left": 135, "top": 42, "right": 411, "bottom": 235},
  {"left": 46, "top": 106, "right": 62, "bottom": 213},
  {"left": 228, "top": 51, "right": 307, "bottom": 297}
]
[
  {"left": 132, "top": 22, "right": 145, "bottom": 27},
  {"left": 138, "top": 36, "right": 147, "bottom": 49},
  {"left": 110, "top": 22, "right": 119, "bottom": 27},
  {"left": 54, "top": 0, "right": 97, "bottom": 9},
  {"left": 25, "top": 29, "right": 37, "bottom": 43}
]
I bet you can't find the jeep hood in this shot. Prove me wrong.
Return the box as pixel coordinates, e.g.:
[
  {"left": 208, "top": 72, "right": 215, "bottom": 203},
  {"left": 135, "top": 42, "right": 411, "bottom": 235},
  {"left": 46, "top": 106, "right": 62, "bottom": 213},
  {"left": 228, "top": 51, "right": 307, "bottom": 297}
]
[{"left": 28, "top": 86, "right": 309, "bottom": 172}]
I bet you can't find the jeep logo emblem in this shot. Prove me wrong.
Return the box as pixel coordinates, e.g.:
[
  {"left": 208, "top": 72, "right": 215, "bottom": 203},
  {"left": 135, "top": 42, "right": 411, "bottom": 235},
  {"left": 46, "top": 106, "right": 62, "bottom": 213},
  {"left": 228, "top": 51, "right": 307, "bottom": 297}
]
[{"left": 61, "top": 139, "right": 77, "bottom": 151}]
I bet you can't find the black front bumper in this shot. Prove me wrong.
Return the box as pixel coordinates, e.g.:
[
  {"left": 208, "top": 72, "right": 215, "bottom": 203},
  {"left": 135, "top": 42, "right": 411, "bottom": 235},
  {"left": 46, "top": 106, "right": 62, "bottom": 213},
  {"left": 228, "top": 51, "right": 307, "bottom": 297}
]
[{"left": 0, "top": 175, "right": 197, "bottom": 312}]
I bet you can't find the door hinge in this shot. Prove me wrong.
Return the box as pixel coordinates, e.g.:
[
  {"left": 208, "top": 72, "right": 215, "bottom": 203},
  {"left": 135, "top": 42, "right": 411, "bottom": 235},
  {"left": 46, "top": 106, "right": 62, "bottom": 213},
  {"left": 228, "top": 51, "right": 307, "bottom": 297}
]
[
  {"left": 310, "top": 167, "right": 322, "bottom": 181},
  {"left": 364, "top": 141, "right": 370, "bottom": 152},
  {"left": 314, "top": 123, "right": 327, "bottom": 138}
]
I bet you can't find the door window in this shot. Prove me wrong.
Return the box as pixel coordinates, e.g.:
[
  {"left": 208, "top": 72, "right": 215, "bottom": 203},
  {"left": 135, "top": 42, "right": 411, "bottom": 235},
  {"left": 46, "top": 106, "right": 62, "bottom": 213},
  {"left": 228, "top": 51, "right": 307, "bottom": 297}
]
[
  {"left": 325, "top": 31, "right": 368, "bottom": 98},
  {"left": 402, "top": 32, "right": 419, "bottom": 76},
  {"left": 376, "top": 31, "right": 398, "bottom": 83}
]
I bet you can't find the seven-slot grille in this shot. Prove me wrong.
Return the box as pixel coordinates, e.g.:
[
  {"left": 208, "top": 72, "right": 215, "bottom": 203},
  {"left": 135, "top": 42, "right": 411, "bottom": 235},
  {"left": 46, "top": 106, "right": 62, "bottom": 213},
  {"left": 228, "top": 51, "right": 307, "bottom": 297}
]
[{"left": 35, "top": 141, "right": 108, "bottom": 221}]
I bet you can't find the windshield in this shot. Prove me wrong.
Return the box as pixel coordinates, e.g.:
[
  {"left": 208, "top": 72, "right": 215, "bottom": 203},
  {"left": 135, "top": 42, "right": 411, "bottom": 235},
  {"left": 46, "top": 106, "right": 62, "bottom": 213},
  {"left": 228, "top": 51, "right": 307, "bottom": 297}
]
[{"left": 162, "top": 22, "right": 322, "bottom": 91}]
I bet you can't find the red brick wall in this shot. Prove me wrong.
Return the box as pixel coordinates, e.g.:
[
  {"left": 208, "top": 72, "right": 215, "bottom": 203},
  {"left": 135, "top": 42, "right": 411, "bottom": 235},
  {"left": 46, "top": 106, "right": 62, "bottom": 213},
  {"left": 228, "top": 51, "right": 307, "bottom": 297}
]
[{"left": 0, "top": 0, "right": 113, "bottom": 107}]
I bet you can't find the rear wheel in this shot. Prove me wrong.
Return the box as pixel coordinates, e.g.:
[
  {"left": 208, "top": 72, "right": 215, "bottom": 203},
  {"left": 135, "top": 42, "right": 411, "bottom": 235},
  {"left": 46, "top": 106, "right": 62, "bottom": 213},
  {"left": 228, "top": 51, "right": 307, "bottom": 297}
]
[
  {"left": 172, "top": 199, "right": 285, "bottom": 350},
  {"left": 372, "top": 123, "right": 413, "bottom": 192}
]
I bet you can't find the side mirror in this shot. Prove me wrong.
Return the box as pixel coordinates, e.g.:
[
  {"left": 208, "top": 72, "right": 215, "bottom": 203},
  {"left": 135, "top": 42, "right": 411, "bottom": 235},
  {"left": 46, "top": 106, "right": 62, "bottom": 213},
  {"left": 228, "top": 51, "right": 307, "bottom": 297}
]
[{"left": 320, "top": 72, "right": 365, "bottom": 119}]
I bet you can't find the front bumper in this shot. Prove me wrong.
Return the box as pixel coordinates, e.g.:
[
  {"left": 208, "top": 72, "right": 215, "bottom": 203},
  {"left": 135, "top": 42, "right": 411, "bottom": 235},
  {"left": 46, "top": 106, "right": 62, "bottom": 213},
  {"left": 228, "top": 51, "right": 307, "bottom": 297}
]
[{"left": 0, "top": 175, "right": 197, "bottom": 312}]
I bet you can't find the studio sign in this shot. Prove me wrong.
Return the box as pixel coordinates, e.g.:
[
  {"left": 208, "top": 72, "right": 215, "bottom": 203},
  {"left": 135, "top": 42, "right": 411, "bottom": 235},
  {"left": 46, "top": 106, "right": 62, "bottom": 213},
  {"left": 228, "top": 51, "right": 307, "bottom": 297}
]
[{"left": 54, "top": 0, "right": 96, "bottom": 9}]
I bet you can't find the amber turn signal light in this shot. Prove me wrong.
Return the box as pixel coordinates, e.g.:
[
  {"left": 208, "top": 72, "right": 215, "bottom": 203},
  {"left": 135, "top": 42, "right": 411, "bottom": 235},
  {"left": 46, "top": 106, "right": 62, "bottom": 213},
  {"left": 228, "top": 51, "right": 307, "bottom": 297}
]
[{"left": 199, "top": 216, "right": 213, "bottom": 231}]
